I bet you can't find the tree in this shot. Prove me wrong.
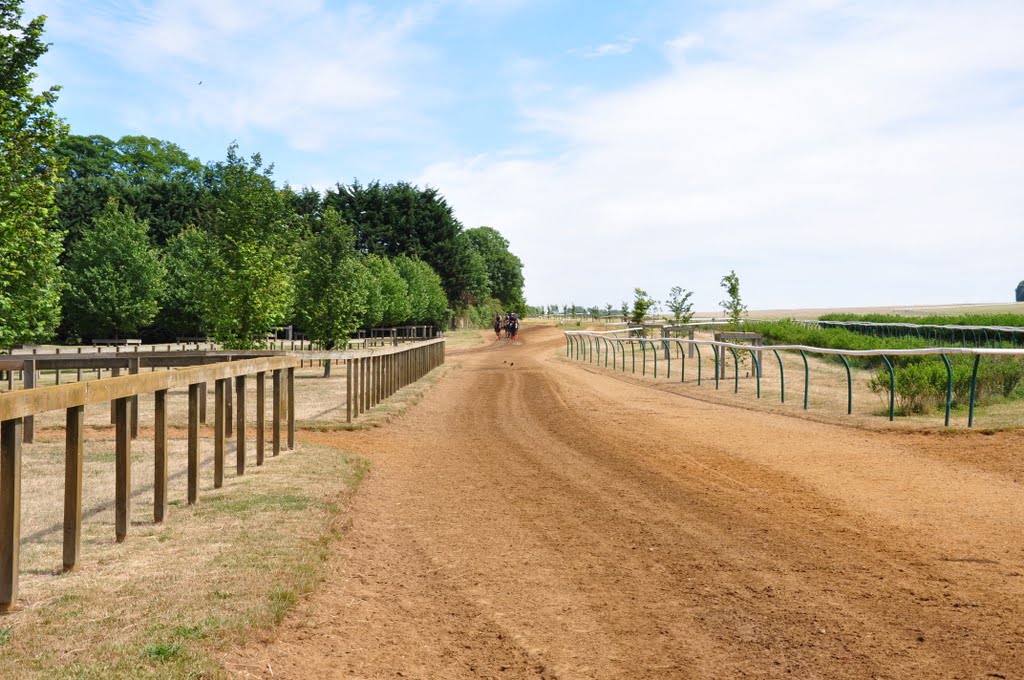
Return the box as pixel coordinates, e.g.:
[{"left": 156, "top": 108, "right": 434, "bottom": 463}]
[
  {"left": 157, "top": 226, "right": 217, "bottom": 339},
  {"left": 364, "top": 254, "right": 411, "bottom": 327},
  {"left": 323, "top": 180, "right": 480, "bottom": 308},
  {"left": 0, "top": 3, "right": 67, "bottom": 348},
  {"left": 55, "top": 134, "right": 207, "bottom": 248},
  {"left": 621, "top": 299, "right": 630, "bottom": 322},
  {"left": 393, "top": 255, "right": 448, "bottom": 328},
  {"left": 719, "top": 270, "right": 747, "bottom": 328},
  {"left": 667, "top": 286, "right": 695, "bottom": 325},
  {"left": 194, "top": 144, "right": 299, "bottom": 348},
  {"left": 64, "top": 201, "right": 165, "bottom": 339},
  {"left": 1017, "top": 280, "right": 1024, "bottom": 302},
  {"left": 630, "top": 288, "right": 655, "bottom": 325},
  {"left": 294, "top": 209, "right": 369, "bottom": 351},
  {"left": 465, "top": 226, "right": 525, "bottom": 310}
]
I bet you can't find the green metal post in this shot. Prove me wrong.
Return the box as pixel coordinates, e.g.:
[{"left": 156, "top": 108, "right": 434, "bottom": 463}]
[
  {"left": 641, "top": 340, "right": 647, "bottom": 376},
  {"left": 695, "top": 343, "right": 702, "bottom": 385},
  {"left": 968, "top": 354, "right": 980, "bottom": 427},
  {"left": 881, "top": 356, "right": 895, "bottom": 421},
  {"left": 713, "top": 346, "right": 720, "bottom": 390},
  {"left": 631, "top": 340, "right": 636, "bottom": 373},
  {"left": 799, "top": 350, "right": 809, "bottom": 410},
  {"left": 940, "top": 354, "right": 952, "bottom": 427},
  {"left": 839, "top": 354, "right": 852, "bottom": 415},
  {"left": 748, "top": 349, "right": 761, "bottom": 398},
  {"left": 730, "top": 347, "right": 739, "bottom": 393},
  {"left": 773, "top": 349, "right": 785, "bottom": 403}
]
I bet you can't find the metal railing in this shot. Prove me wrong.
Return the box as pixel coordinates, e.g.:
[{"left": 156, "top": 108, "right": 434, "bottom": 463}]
[{"left": 565, "top": 331, "right": 1024, "bottom": 429}]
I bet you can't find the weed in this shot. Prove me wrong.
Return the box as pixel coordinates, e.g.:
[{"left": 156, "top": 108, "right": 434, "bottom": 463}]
[{"left": 143, "top": 642, "right": 182, "bottom": 662}]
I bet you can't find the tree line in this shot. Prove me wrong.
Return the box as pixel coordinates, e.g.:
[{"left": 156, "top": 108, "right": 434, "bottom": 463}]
[{"left": 1, "top": 4, "right": 526, "bottom": 350}]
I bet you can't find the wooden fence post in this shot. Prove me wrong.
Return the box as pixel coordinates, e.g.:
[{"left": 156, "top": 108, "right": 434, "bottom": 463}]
[
  {"left": 0, "top": 418, "right": 23, "bottom": 611},
  {"left": 287, "top": 367, "right": 295, "bottom": 451},
  {"left": 154, "top": 389, "right": 168, "bottom": 523},
  {"left": 22, "top": 360, "right": 34, "bottom": 444},
  {"left": 63, "top": 406, "right": 84, "bottom": 571},
  {"left": 129, "top": 358, "right": 140, "bottom": 440},
  {"left": 114, "top": 397, "right": 131, "bottom": 543},
  {"left": 214, "top": 379, "right": 225, "bottom": 488},
  {"left": 188, "top": 384, "right": 200, "bottom": 505},
  {"left": 200, "top": 381, "right": 207, "bottom": 424},
  {"left": 236, "top": 375, "right": 246, "bottom": 475},
  {"left": 272, "top": 369, "right": 281, "bottom": 456},
  {"left": 225, "top": 374, "right": 233, "bottom": 437},
  {"left": 256, "top": 372, "right": 265, "bottom": 466},
  {"left": 346, "top": 359, "right": 353, "bottom": 423}
]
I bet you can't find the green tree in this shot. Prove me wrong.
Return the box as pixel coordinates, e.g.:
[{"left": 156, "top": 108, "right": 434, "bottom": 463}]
[
  {"left": 630, "top": 288, "right": 655, "bottom": 325},
  {"left": 55, "top": 134, "right": 207, "bottom": 248},
  {"left": 0, "top": 3, "right": 67, "bottom": 348},
  {"left": 157, "top": 226, "right": 218, "bottom": 339},
  {"left": 465, "top": 226, "right": 525, "bottom": 310},
  {"left": 667, "top": 286, "right": 695, "bottom": 325},
  {"left": 323, "top": 180, "right": 480, "bottom": 308},
  {"left": 364, "top": 254, "right": 411, "bottom": 327},
  {"left": 195, "top": 144, "right": 299, "bottom": 348},
  {"left": 719, "top": 270, "right": 747, "bottom": 328},
  {"left": 294, "top": 209, "right": 369, "bottom": 351},
  {"left": 64, "top": 201, "right": 165, "bottom": 339},
  {"left": 1016, "top": 280, "right": 1024, "bottom": 302},
  {"left": 393, "top": 255, "right": 448, "bottom": 328}
]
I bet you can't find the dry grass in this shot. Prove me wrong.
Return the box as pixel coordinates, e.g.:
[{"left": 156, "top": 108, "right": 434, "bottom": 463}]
[{"left": 0, "top": 358, "right": 444, "bottom": 679}]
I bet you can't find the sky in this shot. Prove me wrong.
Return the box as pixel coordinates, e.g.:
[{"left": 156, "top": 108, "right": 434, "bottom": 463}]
[{"left": 23, "top": 0, "right": 1024, "bottom": 312}]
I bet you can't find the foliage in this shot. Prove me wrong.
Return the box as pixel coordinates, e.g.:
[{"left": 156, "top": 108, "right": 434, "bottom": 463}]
[
  {"left": 464, "top": 226, "right": 525, "bottom": 310},
  {"left": 324, "top": 180, "right": 491, "bottom": 308},
  {"left": 1017, "top": 281, "right": 1024, "bottom": 303},
  {"left": 157, "top": 226, "right": 216, "bottom": 338},
  {"left": 621, "top": 299, "right": 630, "bottom": 322},
  {"left": 362, "top": 253, "right": 411, "bottom": 328},
  {"left": 666, "top": 286, "right": 695, "bottom": 325},
  {"left": 55, "top": 134, "right": 206, "bottom": 247},
  {"left": 193, "top": 144, "right": 299, "bottom": 349},
  {"left": 629, "top": 288, "right": 655, "bottom": 325},
  {"left": 819, "top": 312, "right": 1024, "bottom": 327},
  {"left": 0, "top": 3, "right": 67, "bottom": 348},
  {"left": 393, "top": 255, "right": 448, "bottom": 327},
  {"left": 293, "top": 209, "right": 369, "bottom": 349},
  {"left": 868, "top": 356, "right": 1024, "bottom": 415},
  {"left": 63, "top": 201, "right": 166, "bottom": 339},
  {"left": 466, "top": 297, "right": 505, "bottom": 328},
  {"left": 719, "top": 270, "right": 746, "bottom": 328}
]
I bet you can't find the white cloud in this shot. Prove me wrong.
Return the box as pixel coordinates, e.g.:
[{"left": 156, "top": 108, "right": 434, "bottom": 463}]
[
  {"left": 572, "top": 38, "right": 638, "bottom": 59},
  {"left": 421, "top": 1, "right": 1024, "bottom": 310}
]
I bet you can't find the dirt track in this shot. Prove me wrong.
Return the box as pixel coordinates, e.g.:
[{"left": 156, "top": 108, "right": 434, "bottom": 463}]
[{"left": 228, "top": 324, "right": 1024, "bottom": 679}]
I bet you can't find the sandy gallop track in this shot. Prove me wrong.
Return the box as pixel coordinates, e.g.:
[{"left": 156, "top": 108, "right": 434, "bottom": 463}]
[{"left": 228, "top": 324, "right": 1024, "bottom": 679}]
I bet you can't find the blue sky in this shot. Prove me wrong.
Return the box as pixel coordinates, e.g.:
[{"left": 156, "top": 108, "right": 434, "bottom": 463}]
[{"left": 24, "top": 0, "right": 1024, "bottom": 312}]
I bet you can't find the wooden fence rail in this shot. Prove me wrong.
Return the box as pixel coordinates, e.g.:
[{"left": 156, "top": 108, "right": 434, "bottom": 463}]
[{"left": 0, "top": 338, "right": 445, "bottom": 612}]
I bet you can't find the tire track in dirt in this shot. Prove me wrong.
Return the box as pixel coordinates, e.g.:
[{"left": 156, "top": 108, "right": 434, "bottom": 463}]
[{"left": 226, "top": 325, "right": 1024, "bottom": 679}]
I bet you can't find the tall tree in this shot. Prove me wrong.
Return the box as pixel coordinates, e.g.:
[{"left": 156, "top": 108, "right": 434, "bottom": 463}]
[
  {"left": 364, "top": 254, "right": 411, "bottom": 328},
  {"left": 393, "top": 255, "right": 448, "bottom": 328},
  {"left": 465, "top": 226, "right": 525, "bottom": 310},
  {"left": 323, "top": 180, "right": 479, "bottom": 307},
  {"left": 194, "top": 144, "right": 299, "bottom": 348},
  {"left": 294, "top": 209, "right": 369, "bottom": 350},
  {"left": 719, "top": 270, "right": 747, "bottom": 328},
  {"left": 1017, "top": 280, "right": 1024, "bottom": 302},
  {"left": 64, "top": 201, "right": 165, "bottom": 339},
  {"left": 666, "top": 286, "right": 695, "bottom": 325},
  {"left": 630, "top": 288, "right": 655, "bottom": 325},
  {"left": 0, "top": 3, "right": 67, "bottom": 348}
]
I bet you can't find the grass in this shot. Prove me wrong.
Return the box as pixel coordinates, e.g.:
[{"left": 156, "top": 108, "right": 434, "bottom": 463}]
[{"left": 0, "top": 353, "right": 443, "bottom": 679}]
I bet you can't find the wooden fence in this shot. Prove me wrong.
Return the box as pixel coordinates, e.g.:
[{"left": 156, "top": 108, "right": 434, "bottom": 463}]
[{"left": 0, "top": 338, "right": 445, "bottom": 612}]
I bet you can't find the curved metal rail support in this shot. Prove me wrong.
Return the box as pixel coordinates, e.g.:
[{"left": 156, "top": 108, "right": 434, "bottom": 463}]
[
  {"left": 881, "top": 356, "right": 895, "bottom": 421},
  {"left": 839, "top": 354, "right": 852, "bottom": 415}
]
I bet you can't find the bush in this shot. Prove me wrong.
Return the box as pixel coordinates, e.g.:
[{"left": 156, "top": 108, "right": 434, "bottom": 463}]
[{"left": 868, "top": 356, "right": 1024, "bottom": 415}]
